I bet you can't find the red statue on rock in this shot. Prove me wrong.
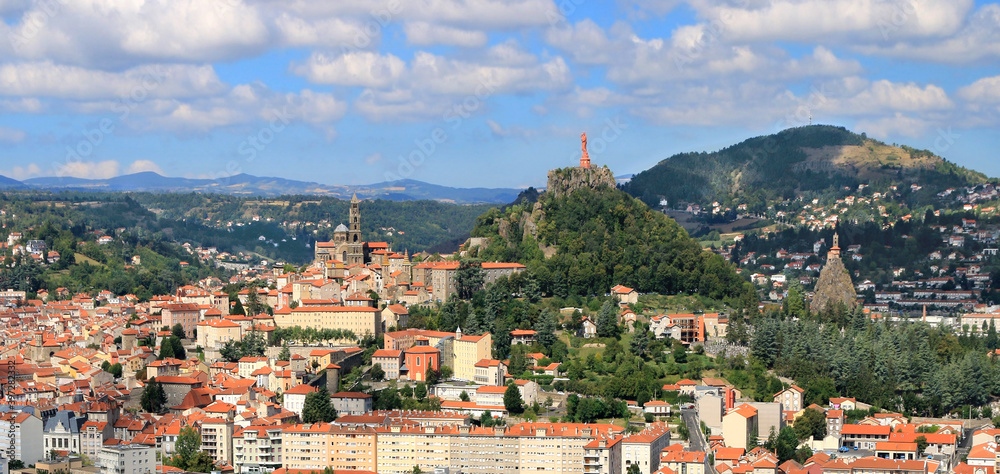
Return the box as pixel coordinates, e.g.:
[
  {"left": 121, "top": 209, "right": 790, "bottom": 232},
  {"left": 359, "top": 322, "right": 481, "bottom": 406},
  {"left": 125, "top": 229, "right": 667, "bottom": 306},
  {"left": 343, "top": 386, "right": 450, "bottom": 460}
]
[{"left": 580, "top": 132, "right": 591, "bottom": 169}]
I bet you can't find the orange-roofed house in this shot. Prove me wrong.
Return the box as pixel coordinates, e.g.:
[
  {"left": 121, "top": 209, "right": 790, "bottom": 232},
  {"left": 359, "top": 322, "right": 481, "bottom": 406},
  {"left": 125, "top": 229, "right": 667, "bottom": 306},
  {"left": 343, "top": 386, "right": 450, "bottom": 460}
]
[
  {"left": 841, "top": 424, "right": 891, "bottom": 450},
  {"left": 644, "top": 400, "right": 672, "bottom": 416},
  {"left": 623, "top": 422, "right": 672, "bottom": 474},
  {"left": 723, "top": 404, "right": 759, "bottom": 450},
  {"left": 371, "top": 349, "right": 403, "bottom": 380},
  {"left": 380, "top": 304, "right": 409, "bottom": 331},
  {"left": 773, "top": 385, "right": 805, "bottom": 412},
  {"left": 612, "top": 284, "right": 638, "bottom": 305},
  {"left": 966, "top": 442, "right": 997, "bottom": 468},
  {"left": 661, "top": 450, "right": 707, "bottom": 474},
  {"left": 282, "top": 384, "right": 317, "bottom": 420},
  {"left": 474, "top": 359, "right": 507, "bottom": 386},
  {"left": 874, "top": 442, "right": 918, "bottom": 460},
  {"left": 510, "top": 329, "right": 537, "bottom": 345}
]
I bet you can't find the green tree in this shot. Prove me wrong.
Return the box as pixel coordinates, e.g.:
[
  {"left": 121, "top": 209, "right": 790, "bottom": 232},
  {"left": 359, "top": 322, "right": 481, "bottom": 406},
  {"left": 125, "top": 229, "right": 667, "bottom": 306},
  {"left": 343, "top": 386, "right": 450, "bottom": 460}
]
[
  {"left": 504, "top": 383, "right": 524, "bottom": 415},
  {"left": 794, "top": 408, "right": 827, "bottom": 441},
  {"left": 302, "top": 388, "right": 338, "bottom": 423},
  {"left": 630, "top": 328, "right": 650, "bottom": 360},
  {"left": 534, "top": 309, "right": 558, "bottom": 350},
  {"left": 171, "top": 323, "right": 185, "bottom": 339},
  {"left": 414, "top": 383, "right": 427, "bottom": 401},
  {"left": 775, "top": 426, "right": 799, "bottom": 463},
  {"left": 672, "top": 342, "right": 688, "bottom": 364},
  {"left": 140, "top": 377, "right": 166, "bottom": 414},
  {"left": 915, "top": 435, "right": 928, "bottom": 456},
  {"left": 596, "top": 301, "right": 620, "bottom": 339},
  {"left": 455, "top": 260, "right": 485, "bottom": 299},
  {"left": 107, "top": 363, "right": 123, "bottom": 379},
  {"left": 481, "top": 410, "right": 495, "bottom": 427},
  {"left": 278, "top": 344, "right": 291, "bottom": 362},
  {"left": 460, "top": 391, "right": 470, "bottom": 402},
  {"left": 166, "top": 426, "right": 207, "bottom": 471},
  {"left": 371, "top": 364, "right": 386, "bottom": 382},
  {"left": 627, "top": 464, "right": 642, "bottom": 474}
]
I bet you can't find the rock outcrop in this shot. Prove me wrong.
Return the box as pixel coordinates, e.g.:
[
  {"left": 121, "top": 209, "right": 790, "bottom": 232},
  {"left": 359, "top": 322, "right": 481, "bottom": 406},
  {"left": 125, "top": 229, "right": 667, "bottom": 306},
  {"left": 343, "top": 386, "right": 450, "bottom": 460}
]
[
  {"left": 546, "top": 166, "right": 616, "bottom": 199},
  {"left": 810, "top": 237, "right": 858, "bottom": 313}
]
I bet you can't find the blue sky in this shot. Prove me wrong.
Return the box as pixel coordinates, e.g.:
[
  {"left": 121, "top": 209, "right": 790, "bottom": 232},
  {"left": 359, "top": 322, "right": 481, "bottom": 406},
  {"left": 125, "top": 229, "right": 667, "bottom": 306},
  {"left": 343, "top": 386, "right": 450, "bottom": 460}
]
[{"left": 0, "top": 0, "right": 998, "bottom": 188}]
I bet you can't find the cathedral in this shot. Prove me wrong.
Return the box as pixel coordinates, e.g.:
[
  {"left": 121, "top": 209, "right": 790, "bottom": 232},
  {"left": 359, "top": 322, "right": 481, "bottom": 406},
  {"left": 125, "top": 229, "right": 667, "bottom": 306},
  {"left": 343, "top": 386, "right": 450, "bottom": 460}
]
[
  {"left": 314, "top": 194, "right": 367, "bottom": 266},
  {"left": 313, "top": 194, "right": 412, "bottom": 285}
]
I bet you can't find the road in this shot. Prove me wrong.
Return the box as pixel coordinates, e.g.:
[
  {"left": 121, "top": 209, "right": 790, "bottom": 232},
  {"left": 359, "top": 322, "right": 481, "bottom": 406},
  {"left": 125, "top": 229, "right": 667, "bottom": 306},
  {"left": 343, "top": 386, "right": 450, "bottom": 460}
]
[{"left": 681, "top": 408, "right": 708, "bottom": 453}]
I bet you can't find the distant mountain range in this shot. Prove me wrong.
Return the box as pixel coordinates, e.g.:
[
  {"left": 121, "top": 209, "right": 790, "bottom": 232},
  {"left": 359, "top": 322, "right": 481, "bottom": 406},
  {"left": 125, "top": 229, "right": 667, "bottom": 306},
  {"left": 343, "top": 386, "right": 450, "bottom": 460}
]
[{"left": 0, "top": 172, "right": 522, "bottom": 204}]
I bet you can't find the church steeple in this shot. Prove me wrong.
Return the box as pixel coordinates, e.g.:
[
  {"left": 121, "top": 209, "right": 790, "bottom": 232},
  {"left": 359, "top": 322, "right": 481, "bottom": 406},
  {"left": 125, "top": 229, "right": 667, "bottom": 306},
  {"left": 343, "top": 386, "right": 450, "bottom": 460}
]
[{"left": 347, "top": 193, "right": 364, "bottom": 265}]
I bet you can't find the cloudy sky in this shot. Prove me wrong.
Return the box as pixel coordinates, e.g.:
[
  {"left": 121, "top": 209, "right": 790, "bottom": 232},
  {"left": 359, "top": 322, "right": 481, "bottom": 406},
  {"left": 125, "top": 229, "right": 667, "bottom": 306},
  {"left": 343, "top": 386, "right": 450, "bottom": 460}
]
[{"left": 0, "top": 0, "right": 998, "bottom": 188}]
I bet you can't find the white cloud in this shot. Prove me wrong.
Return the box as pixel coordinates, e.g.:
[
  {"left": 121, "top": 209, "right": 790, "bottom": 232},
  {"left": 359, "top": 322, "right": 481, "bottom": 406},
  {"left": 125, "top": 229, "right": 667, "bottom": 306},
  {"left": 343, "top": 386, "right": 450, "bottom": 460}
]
[
  {"left": 126, "top": 159, "right": 163, "bottom": 174},
  {"left": 817, "top": 79, "right": 954, "bottom": 115},
  {"left": 856, "top": 113, "right": 933, "bottom": 139},
  {"left": 54, "top": 159, "right": 121, "bottom": 179},
  {"left": 364, "top": 152, "right": 382, "bottom": 165},
  {"left": 0, "top": 62, "right": 227, "bottom": 100},
  {"left": 543, "top": 20, "right": 639, "bottom": 66},
  {"left": 958, "top": 75, "right": 1000, "bottom": 104},
  {"left": 781, "top": 46, "right": 864, "bottom": 78},
  {"left": 858, "top": 4, "right": 1000, "bottom": 63},
  {"left": 6, "top": 0, "right": 270, "bottom": 68},
  {"left": 3, "top": 163, "right": 40, "bottom": 180},
  {"left": 293, "top": 51, "right": 406, "bottom": 88},
  {"left": 409, "top": 49, "right": 571, "bottom": 96},
  {"left": 273, "top": 13, "right": 371, "bottom": 48},
  {"left": 405, "top": 0, "right": 560, "bottom": 29},
  {"left": 404, "top": 22, "right": 487, "bottom": 47},
  {"left": 692, "top": 0, "right": 973, "bottom": 43},
  {"left": 138, "top": 85, "right": 348, "bottom": 133},
  {"left": 0, "top": 126, "right": 25, "bottom": 143}
]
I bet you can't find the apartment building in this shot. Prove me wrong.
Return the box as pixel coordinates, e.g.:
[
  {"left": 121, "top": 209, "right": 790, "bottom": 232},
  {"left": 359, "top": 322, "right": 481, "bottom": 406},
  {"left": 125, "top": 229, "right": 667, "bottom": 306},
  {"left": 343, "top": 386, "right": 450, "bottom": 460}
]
[
  {"left": 160, "top": 303, "right": 200, "bottom": 339},
  {"left": 584, "top": 435, "right": 624, "bottom": 474},
  {"left": 453, "top": 332, "right": 492, "bottom": 381},
  {"left": 0, "top": 410, "right": 44, "bottom": 464},
  {"left": 372, "top": 422, "right": 624, "bottom": 474},
  {"left": 233, "top": 425, "right": 286, "bottom": 474},
  {"left": 274, "top": 306, "right": 381, "bottom": 340},
  {"left": 281, "top": 423, "right": 377, "bottom": 472},
  {"left": 99, "top": 442, "right": 156, "bottom": 474},
  {"left": 201, "top": 418, "right": 234, "bottom": 465},
  {"left": 621, "top": 422, "right": 671, "bottom": 474}
]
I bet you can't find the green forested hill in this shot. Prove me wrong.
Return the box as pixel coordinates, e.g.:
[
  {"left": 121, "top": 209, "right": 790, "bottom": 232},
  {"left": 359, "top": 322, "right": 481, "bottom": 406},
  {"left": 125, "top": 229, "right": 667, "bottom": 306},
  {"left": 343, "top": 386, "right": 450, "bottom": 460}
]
[
  {"left": 624, "top": 125, "right": 991, "bottom": 210},
  {"left": 470, "top": 176, "right": 755, "bottom": 304},
  {"left": 133, "top": 193, "right": 492, "bottom": 258}
]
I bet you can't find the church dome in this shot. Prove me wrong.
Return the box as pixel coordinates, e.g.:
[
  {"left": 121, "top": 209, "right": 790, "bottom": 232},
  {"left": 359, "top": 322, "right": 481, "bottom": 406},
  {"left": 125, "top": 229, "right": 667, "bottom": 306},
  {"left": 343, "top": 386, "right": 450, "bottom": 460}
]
[{"left": 334, "top": 223, "right": 348, "bottom": 233}]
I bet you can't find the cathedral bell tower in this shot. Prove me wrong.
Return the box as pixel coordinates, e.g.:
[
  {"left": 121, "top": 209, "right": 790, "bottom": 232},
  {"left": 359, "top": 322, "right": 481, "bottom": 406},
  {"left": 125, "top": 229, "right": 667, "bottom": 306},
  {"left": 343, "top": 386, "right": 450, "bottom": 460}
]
[{"left": 347, "top": 193, "right": 365, "bottom": 265}]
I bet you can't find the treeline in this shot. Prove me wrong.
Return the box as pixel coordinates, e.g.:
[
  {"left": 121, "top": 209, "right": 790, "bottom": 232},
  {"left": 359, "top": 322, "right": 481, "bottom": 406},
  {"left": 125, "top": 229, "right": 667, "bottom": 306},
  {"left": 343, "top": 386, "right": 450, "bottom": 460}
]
[
  {"left": 470, "top": 186, "right": 755, "bottom": 304},
  {"left": 733, "top": 305, "right": 1000, "bottom": 417}
]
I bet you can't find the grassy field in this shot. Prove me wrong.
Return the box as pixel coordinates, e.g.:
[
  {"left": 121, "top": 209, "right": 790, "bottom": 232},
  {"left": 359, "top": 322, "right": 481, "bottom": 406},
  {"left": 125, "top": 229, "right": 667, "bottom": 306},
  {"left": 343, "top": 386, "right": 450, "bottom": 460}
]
[{"left": 74, "top": 253, "right": 106, "bottom": 267}]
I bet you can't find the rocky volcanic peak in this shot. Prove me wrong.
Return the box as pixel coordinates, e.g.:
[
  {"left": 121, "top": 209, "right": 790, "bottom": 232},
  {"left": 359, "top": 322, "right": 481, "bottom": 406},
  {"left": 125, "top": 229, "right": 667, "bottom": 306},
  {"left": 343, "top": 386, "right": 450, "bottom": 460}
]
[{"left": 546, "top": 166, "right": 617, "bottom": 199}]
